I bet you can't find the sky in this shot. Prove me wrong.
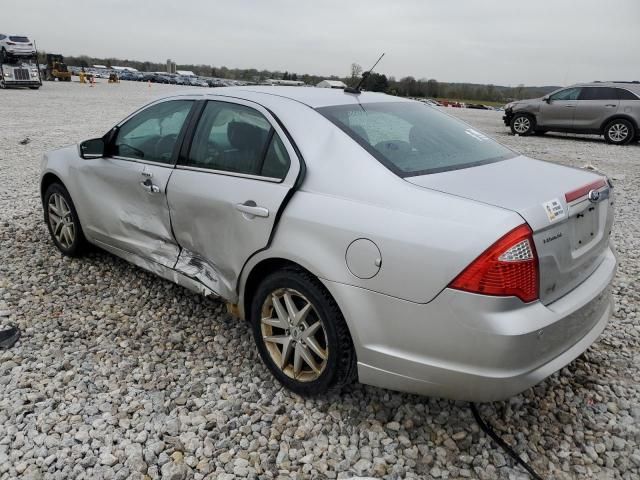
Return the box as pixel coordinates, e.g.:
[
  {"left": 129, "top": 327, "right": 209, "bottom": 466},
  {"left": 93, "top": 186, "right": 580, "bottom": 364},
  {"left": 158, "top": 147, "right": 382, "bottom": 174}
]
[{"left": 4, "top": 0, "right": 639, "bottom": 86}]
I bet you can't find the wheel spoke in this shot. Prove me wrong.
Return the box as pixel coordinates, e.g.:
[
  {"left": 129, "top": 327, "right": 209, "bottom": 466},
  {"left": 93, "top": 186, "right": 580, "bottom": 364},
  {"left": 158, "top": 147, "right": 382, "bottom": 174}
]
[
  {"left": 300, "top": 321, "right": 321, "bottom": 341},
  {"left": 280, "top": 338, "right": 293, "bottom": 369},
  {"left": 297, "top": 344, "right": 321, "bottom": 373},
  {"left": 304, "top": 336, "right": 328, "bottom": 361},
  {"left": 263, "top": 334, "right": 288, "bottom": 345},
  {"left": 283, "top": 292, "right": 298, "bottom": 320},
  {"left": 291, "top": 302, "right": 311, "bottom": 327},
  {"left": 271, "top": 294, "right": 289, "bottom": 326},
  {"left": 293, "top": 345, "right": 303, "bottom": 376},
  {"left": 262, "top": 316, "right": 287, "bottom": 329}
]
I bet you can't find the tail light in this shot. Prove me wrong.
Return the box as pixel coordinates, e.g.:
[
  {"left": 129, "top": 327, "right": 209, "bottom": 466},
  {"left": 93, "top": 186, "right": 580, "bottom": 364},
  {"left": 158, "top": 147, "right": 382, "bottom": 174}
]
[{"left": 449, "top": 224, "right": 539, "bottom": 302}]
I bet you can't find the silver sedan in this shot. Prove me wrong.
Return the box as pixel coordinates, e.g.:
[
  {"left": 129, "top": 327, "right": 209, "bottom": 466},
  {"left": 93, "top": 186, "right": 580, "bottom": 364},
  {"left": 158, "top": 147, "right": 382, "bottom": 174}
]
[{"left": 40, "top": 87, "right": 616, "bottom": 401}]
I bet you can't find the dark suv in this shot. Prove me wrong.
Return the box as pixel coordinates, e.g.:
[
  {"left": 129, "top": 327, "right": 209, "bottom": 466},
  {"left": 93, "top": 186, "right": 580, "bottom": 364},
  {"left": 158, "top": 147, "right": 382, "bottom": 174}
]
[{"left": 503, "top": 82, "right": 640, "bottom": 144}]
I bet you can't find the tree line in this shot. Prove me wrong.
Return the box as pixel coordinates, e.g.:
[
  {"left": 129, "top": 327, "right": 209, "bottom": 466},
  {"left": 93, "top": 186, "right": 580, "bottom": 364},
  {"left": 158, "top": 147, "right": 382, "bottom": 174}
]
[{"left": 50, "top": 53, "right": 559, "bottom": 103}]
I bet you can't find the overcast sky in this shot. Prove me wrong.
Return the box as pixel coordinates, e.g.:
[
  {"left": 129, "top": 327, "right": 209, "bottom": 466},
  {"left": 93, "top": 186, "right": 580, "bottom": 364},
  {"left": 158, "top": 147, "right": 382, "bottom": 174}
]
[{"left": 5, "top": 0, "right": 639, "bottom": 85}]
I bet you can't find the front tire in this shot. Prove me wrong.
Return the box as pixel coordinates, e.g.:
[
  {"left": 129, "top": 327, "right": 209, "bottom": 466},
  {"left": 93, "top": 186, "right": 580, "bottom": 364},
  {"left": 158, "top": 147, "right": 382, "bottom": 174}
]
[
  {"left": 510, "top": 113, "right": 535, "bottom": 136},
  {"left": 604, "top": 119, "right": 634, "bottom": 145},
  {"left": 250, "top": 267, "right": 357, "bottom": 396},
  {"left": 43, "top": 183, "right": 87, "bottom": 256}
]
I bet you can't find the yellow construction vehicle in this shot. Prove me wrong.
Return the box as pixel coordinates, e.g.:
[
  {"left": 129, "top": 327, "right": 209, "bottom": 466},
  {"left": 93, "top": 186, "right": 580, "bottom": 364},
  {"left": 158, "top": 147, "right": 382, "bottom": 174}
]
[{"left": 45, "top": 54, "right": 71, "bottom": 81}]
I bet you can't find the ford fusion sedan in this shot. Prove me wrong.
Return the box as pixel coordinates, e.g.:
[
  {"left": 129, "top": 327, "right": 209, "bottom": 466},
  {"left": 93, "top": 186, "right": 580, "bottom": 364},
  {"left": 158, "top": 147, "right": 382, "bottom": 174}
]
[
  {"left": 40, "top": 87, "right": 616, "bottom": 401},
  {"left": 504, "top": 81, "right": 640, "bottom": 145}
]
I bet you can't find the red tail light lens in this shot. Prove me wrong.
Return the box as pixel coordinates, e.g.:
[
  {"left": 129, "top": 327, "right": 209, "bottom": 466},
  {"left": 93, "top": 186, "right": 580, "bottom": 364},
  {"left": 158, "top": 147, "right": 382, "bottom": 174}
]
[{"left": 449, "top": 224, "right": 539, "bottom": 302}]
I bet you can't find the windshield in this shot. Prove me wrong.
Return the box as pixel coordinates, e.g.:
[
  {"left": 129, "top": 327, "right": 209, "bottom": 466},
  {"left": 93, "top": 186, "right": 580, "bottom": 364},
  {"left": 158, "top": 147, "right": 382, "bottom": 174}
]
[{"left": 317, "top": 102, "right": 515, "bottom": 177}]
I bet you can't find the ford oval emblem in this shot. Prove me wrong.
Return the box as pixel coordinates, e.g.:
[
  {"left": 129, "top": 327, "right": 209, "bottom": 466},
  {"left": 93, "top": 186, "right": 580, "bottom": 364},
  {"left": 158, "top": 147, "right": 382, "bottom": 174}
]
[{"left": 588, "top": 189, "right": 600, "bottom": 203}]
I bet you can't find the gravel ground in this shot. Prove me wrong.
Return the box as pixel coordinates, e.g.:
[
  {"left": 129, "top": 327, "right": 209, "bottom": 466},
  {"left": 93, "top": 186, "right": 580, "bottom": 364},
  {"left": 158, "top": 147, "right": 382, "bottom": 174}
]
[{"left": 1, "top": 81, "right": 639, "bottom": 480}]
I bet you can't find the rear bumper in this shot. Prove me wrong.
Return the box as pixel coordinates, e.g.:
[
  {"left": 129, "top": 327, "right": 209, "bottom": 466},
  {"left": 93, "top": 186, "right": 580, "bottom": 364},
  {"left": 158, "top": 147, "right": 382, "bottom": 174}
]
[{"left": 322, "top": 246, "right": 616, "bottom": 401}]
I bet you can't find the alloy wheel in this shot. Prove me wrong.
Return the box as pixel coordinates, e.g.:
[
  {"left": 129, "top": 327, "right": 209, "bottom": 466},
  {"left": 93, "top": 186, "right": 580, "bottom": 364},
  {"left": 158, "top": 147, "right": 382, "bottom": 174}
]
[
  {"left": 48, "top": 193, "right": 75, "bottom": 249},
  {"left": 513, "top": 116, "right": 531, "bottom": 134},
  {"left": 608, "top": 123, "right": 629, "bottom": 143},
  {"left": 260, "top": 288, "right": 329, "bottom": 382}
]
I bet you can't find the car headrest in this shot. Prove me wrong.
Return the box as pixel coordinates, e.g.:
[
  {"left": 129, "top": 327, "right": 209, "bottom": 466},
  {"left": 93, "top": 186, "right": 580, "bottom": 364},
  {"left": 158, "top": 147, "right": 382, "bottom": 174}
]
[{"left": 228, "top": 121, "right": 265, "bottom": 151}]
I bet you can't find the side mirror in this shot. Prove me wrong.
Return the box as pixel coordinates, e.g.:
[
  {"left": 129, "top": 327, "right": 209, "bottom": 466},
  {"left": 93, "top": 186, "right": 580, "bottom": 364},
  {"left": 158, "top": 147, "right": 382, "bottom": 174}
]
[
  {"left": 543, "top": 95, "right": 551, "bottom": 103},
  {"left": 79, "top": 138, "right": 105, "bottom": 159}
]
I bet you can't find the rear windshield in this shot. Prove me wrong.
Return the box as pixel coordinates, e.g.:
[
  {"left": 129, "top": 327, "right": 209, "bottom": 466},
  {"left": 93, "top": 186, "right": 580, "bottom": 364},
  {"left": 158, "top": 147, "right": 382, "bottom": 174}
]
[
  {"left": 9, "top": 36, "right": 29, "bottom": 42},
  {"left": 317, "top": 102, "right": 515, "bottom": 176}
]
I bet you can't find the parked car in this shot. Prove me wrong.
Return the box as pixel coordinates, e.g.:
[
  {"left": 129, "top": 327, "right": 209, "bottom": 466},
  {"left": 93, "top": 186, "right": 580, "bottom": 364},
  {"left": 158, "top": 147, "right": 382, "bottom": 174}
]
[
  {"left": 0, "top": 34, "right": 36, "bottom": 61},
  {"left": 504, "top": 82, "right": 640, "bottom": 144},
  {"left": 467, "top": 103, "right": 489, "bottom": 110},
  {"left": 40, "top": 87, "right": 616, "bottom": 401}
]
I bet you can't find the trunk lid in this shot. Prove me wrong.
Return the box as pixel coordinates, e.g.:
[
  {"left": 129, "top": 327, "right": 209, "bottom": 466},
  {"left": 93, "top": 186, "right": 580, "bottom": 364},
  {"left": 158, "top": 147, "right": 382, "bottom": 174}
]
[{"left": 406, "top": 155, "right": 614, "bottom": 304}]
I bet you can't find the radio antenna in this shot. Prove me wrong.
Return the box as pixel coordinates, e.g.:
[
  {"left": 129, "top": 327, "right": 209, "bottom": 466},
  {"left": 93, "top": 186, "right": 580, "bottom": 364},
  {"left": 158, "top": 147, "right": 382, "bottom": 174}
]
[{"left": 344, "top": 53, "right": 385, "bottom": 94}]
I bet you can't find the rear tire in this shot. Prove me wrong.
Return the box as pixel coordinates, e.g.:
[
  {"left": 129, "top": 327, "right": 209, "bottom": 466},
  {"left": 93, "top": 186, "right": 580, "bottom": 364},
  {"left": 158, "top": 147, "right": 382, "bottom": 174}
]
[
  {"left": 250, "top": 267, "right": 357, "bottom": 396},
  {"left": 604, "top": 119, "right": 634, "bottom": 145},
  {"left": 510, "top": 113, "right": 535, "bottom": 136},
  {"left": 43, "top": 183, "right": 87, "bottom": 256}
]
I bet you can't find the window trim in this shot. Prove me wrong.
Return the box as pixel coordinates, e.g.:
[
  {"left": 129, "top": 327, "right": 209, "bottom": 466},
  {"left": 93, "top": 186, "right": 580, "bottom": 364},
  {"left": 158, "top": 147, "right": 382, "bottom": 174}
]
[
  {"left": 177, "top": 98, "right": 294, "bottom": 183},
  {"left": 105, "top": 98, "right": 198, "bottom": 166}
]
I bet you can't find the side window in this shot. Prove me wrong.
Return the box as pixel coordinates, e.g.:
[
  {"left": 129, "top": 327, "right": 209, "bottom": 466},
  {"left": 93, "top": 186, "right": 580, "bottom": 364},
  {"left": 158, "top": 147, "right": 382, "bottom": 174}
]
[
  {"left": 617, "top": 88, "right": 639, "bottom": 100},
  {"left": 578, "top": 87, "right": 618, "bottom": 100},
  {"left": 550, "top": 88, "right": 581, "bottom": 101},
  {"left": 262, "top": 134, "right": 291, "bottom": 179},
  {"left": 112, "top": 100, "right": 193, "bottom": 164},
  {"left": 188, "top": 101, "right": 289, "bottom": 179},
  {"left": 0, "top": 35, "right": 5, "bottom": 40}
]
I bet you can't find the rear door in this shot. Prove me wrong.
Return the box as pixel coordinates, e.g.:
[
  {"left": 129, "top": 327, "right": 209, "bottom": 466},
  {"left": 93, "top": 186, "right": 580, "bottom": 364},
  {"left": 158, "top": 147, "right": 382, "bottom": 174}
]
[
  {"left": 167, "top": 98, "right": 300, "bottom": 300},
  {"left": 75, "top": 99, "right": 195, "bottom": 267},
  {"left": 539, "top": 87, "right": 581, "bottom": 128},
  {"left": 574, "top": 87, "right": 619, "bottom": 130}
]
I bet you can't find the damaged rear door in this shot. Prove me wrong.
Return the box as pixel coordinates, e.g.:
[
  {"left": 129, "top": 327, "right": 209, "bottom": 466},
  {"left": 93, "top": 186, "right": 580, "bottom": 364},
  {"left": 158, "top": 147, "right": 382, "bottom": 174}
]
[
  {"left": 167, "top": 98, "right": 300, "bottom": 300},
  {"left": 76, "top": 99, "right": 195, "bottom": 267}
]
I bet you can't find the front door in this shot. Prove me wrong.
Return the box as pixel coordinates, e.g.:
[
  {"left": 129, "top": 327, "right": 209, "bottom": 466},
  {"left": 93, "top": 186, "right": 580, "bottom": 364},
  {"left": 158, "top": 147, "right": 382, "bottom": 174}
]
[
  {"left": 539, "top": 87, "right": 582, "bottom": 128},
  {"left": 167, "top": 99, "right": 300, "bottom": 300},
  {"left": 76, "top": 99, "right": 195, "bottom": 267}
]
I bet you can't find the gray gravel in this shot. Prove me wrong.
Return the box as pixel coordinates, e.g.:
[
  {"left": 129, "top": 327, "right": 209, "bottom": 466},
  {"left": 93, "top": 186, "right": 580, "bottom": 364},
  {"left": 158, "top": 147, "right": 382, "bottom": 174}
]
[{"left": 1, "top": 81, "right": 639, "bottom": 479}]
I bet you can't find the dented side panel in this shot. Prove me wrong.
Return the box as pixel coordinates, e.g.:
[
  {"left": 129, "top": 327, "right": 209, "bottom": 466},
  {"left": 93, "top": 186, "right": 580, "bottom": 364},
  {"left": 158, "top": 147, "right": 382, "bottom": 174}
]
[{"left": 71, "top": 157, "right": 181, "bottom": 268}]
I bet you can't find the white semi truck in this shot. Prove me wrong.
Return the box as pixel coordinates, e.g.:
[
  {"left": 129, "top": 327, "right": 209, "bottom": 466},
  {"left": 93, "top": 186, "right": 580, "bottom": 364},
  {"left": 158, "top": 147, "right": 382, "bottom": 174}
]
[{"left": 0, "top": 59, "right": 42, "bottom": 89}]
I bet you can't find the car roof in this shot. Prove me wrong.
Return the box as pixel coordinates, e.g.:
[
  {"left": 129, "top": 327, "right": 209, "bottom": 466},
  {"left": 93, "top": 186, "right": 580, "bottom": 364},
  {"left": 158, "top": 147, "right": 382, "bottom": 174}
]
[
  {"left": 572, "top": 82, "right": 640, "bottom": 94},
  {"left": 164, "top": 86, "right": 412, "bottom": 108}
]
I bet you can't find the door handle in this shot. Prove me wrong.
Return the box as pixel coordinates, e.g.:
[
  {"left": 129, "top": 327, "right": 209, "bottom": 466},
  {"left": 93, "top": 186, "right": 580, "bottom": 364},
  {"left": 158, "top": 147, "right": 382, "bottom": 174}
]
[
  {"left": 140, "top": 178, "right": 160, "bottom": 194},
  {"left": 605, "top": 104, "right": 616, "bottom": 107},
  {"left": 235, "top": 202, "right": 269, "bottom": 218},
  {"left": 564, "top": 105, "right": 575, "bottom": 108}
]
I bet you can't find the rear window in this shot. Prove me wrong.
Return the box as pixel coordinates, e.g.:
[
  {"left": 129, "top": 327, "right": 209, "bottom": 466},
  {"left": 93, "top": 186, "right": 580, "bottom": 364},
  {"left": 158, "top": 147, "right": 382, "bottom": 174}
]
[
  {"left": 9, "top": 36, "right": 29, "bottom": 42},
  {"left": 317, "top": 102, "right": 515, "bottom": 176},
  {"left": 617, "top": 88, "right": 639, "bottom": 100}
]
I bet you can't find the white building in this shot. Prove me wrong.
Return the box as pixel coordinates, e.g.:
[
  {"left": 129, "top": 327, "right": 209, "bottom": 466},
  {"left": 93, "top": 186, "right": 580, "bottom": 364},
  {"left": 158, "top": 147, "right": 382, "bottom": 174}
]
[
  {"left": 112, "top": 66, "right": 139, "bottom": 72},
  {"left": 317, "top": 79, "right": 347, "bottom": 89},
  {"left": 176, "top": 70, "right": 196, "bottom": 77}
]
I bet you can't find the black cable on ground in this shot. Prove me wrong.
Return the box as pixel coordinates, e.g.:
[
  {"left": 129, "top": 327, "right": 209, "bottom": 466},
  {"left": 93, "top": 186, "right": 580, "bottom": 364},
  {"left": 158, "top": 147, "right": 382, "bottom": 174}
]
[{"left": 470, "top": 402, "right": 544, "bottom": 480}]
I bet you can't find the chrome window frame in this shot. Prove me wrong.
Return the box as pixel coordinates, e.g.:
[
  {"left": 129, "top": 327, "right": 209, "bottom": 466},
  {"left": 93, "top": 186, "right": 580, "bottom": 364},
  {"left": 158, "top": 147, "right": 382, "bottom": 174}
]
[{"left": 176, "top": 96, "right": 300, "bottom": 186}]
